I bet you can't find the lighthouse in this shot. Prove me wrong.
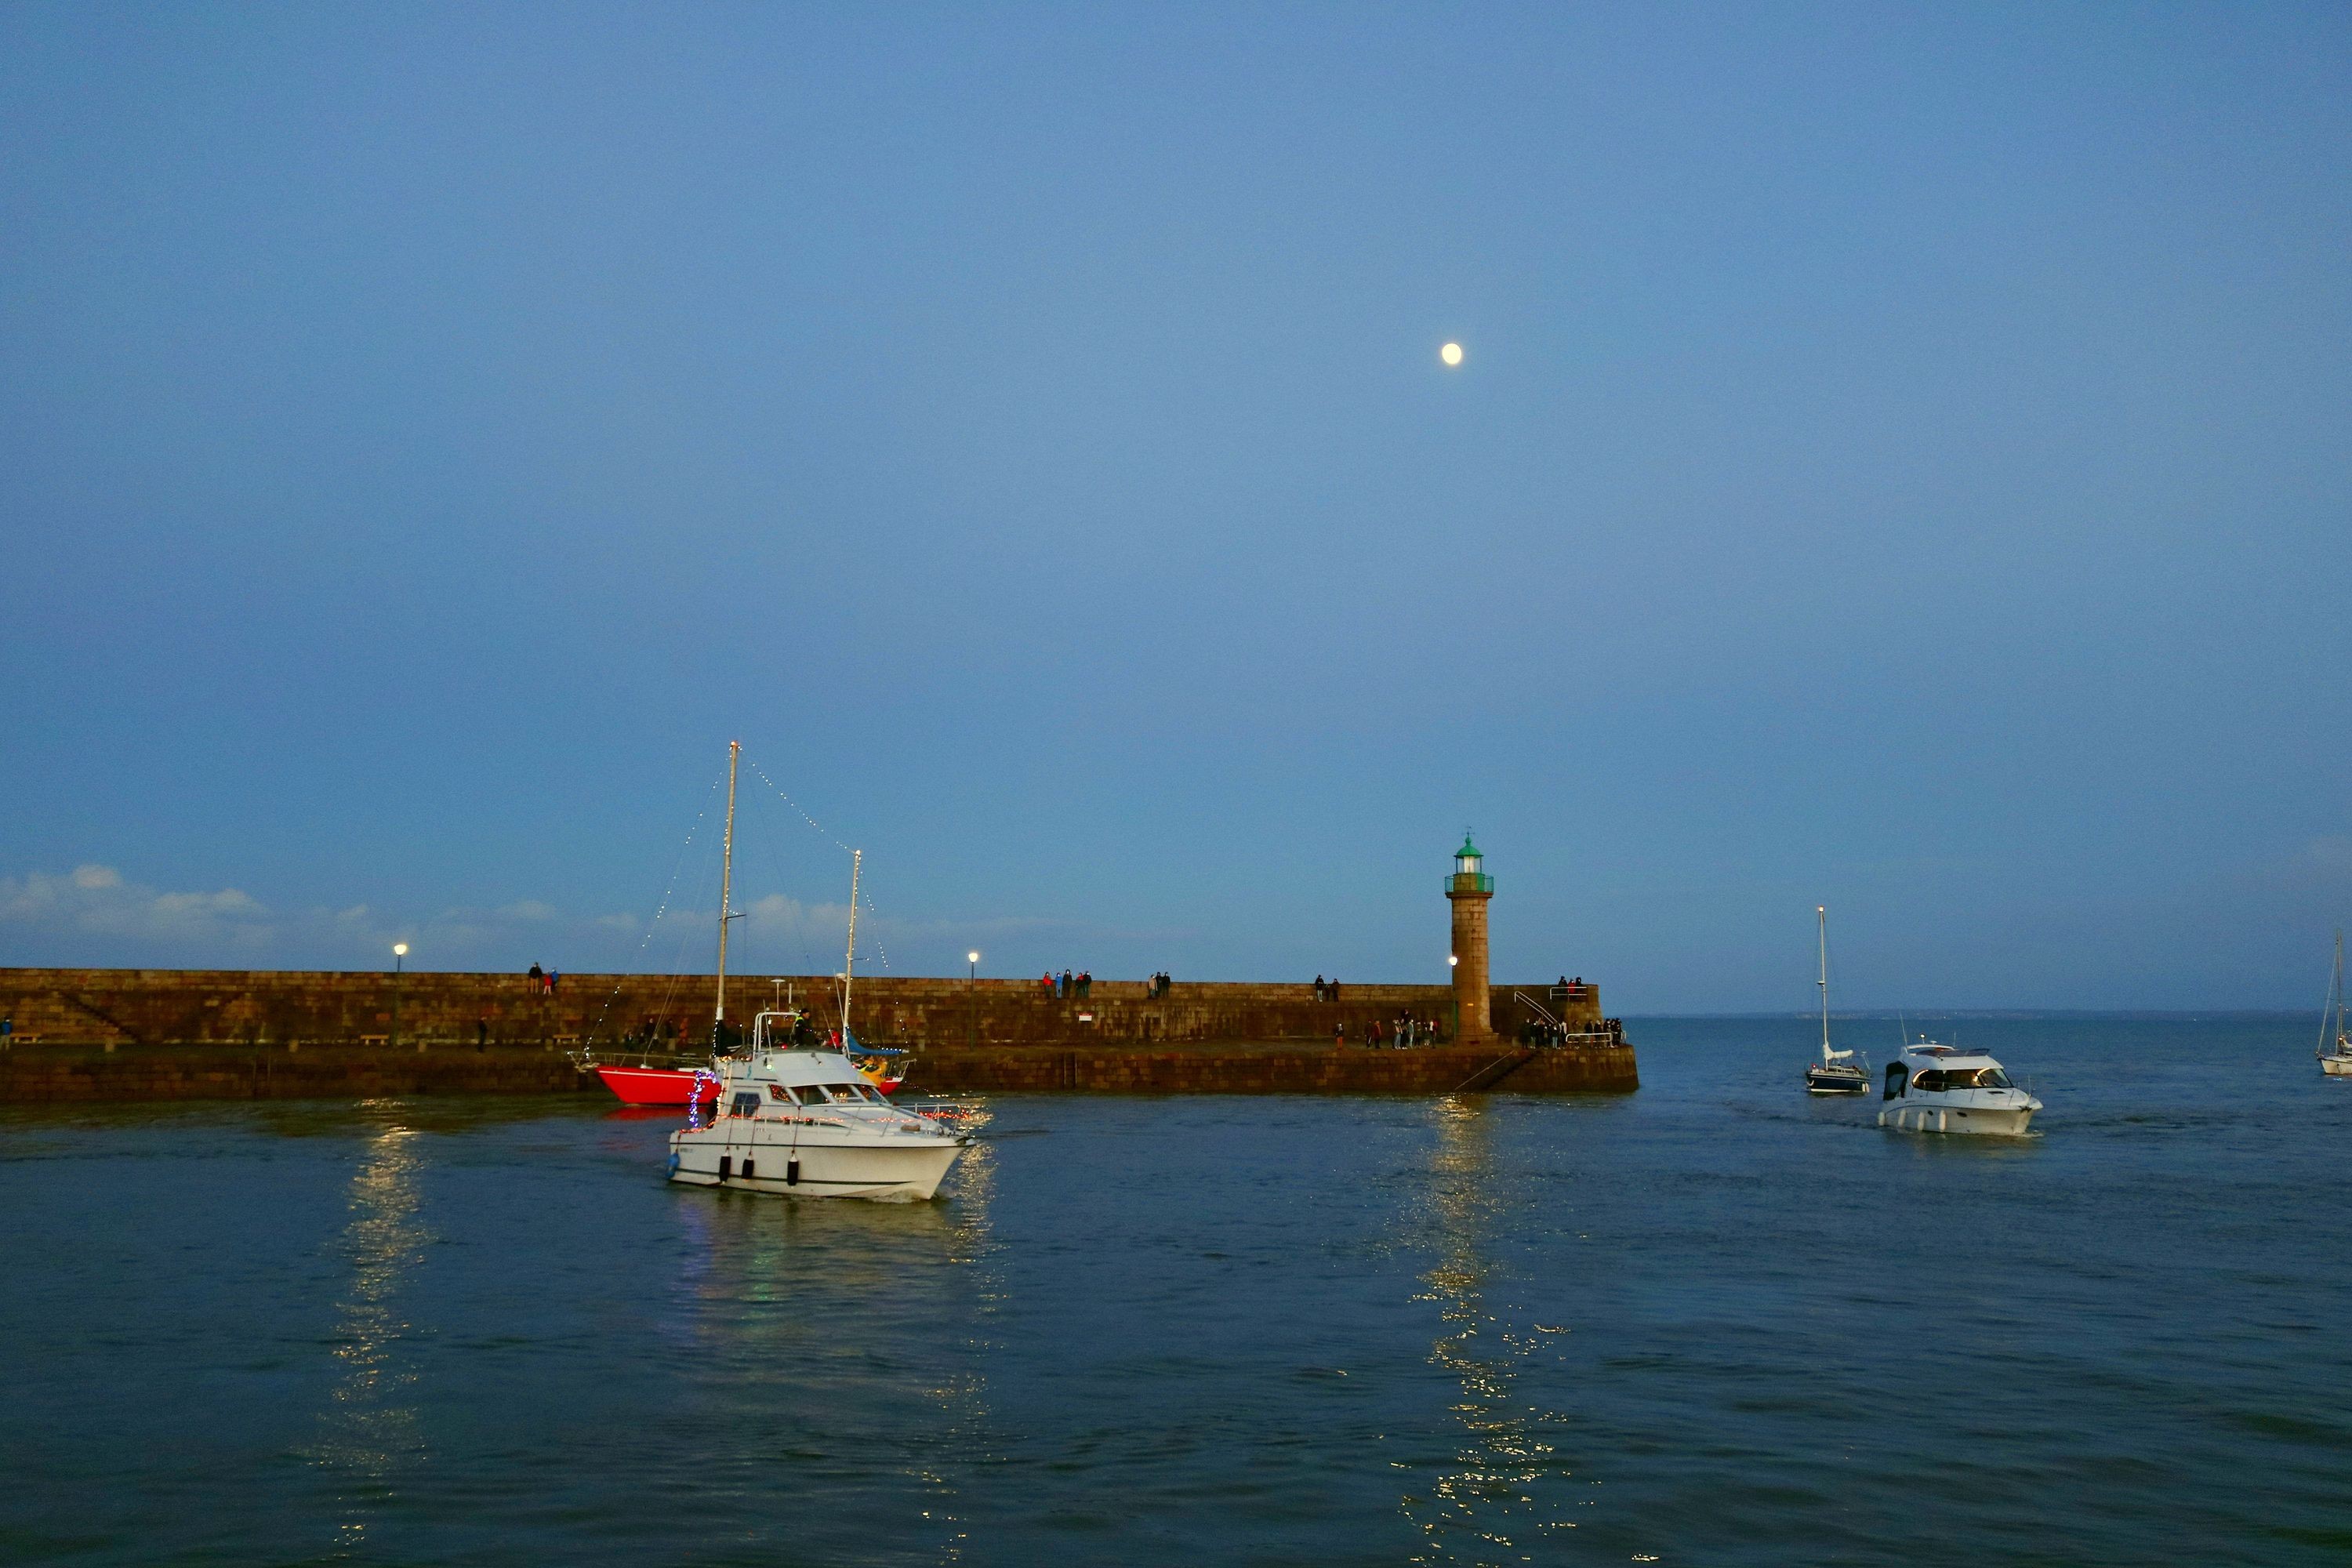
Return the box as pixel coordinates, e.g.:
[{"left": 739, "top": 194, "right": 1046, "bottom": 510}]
[{"left": 1446, "top": 833, "right": 1494, "bottom": 1043}]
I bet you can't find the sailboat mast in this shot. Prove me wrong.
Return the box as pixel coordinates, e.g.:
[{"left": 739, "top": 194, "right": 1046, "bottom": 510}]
[
  {"left": 715, "top": 740, "right": 739, "bottom": 1026},
  {"left": 2326, "top": 930, "right": 2345, "bottom": 1058},
  {"left": 1818, "top": 905, "right": 1831, "bottom": 1058},
  {"left": 840, "top": 848, "right": 862, "bottom": 1037}
]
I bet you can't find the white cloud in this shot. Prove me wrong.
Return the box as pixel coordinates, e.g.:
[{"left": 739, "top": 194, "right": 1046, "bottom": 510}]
[
  {"left": 0, "top": 863, "right": 1080, "bottom": 976},
  {"left": 0, "top": 865, "right": 276, "bottom": 947}
]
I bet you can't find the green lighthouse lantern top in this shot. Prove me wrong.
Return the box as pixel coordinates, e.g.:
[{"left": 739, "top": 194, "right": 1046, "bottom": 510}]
[{"left": 1448, "top": 831, "right": 1494, "bottom": 894}]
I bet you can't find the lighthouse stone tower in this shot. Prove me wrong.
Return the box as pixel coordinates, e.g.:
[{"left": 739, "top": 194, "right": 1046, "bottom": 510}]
[{"left": 1446, "top": 833, "right": 1494, "bottom": 1043}]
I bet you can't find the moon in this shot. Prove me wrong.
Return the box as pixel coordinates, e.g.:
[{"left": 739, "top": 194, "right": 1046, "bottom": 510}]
[{"left": 1440, "top": 342, "right": 1464, "bottom": 367}]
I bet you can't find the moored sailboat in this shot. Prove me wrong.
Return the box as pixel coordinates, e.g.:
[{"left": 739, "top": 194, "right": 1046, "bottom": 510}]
[
  {"left": 2318, "top": 931, "right": 2351, "bottom": 1078},
  {"left": 1804, "top": 905, "right": 1870, "bottom": 1094}
]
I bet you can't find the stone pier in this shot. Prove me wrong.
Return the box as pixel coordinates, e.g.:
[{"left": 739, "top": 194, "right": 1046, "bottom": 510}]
[{"left": 0, "top": 967, "right": 1635, "bottom": 1102}]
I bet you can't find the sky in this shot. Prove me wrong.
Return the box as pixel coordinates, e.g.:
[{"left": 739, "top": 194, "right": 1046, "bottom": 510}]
[{"left": 3, "top": 4, "right": 2347, "bottom": 1011}]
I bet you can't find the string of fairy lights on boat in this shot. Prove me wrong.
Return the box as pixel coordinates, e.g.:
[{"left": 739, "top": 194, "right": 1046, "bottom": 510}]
[
  {"left": 743, "top": 755, "right": 894, "bottom": 975},
  {"left": 586, "top": 773, "right": 724, "bottom": 1043},
  {"left": 684, "top": 1069, "right": 718, "bottom": 1128}
]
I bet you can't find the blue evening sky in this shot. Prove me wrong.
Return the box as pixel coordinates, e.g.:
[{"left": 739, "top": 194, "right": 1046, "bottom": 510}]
[{"left": 3, "top": 5, "right": 2346, "bottom": 1009}]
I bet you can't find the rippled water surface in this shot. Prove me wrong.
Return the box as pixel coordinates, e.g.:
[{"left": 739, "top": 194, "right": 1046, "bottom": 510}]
[{"left": 4, "top": 1016, "right": 2349, "bottom": 1565}]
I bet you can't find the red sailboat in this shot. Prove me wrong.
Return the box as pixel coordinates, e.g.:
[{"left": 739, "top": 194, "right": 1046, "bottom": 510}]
[{"left": 594, "top": 1059, "right": 718, "bottom": 1106}]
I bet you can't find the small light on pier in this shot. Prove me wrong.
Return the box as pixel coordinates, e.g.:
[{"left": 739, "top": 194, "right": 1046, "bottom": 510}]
[
  {"left": 390, "top": 943, "right": 409, "bottom": 1052},
  {"left": 966, "top": 952, "right": 981, "bottom": 1047}
]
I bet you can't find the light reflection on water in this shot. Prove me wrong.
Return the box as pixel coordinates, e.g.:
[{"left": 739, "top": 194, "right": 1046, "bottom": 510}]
[
  {"left": 310, "top": 1102, "right": 432, "bottom": 1557},
  {"left": 1403, "top": 1096, "right": 1570, "bottom": 1566},
  {"left": 921, "top": 1109, "right": 998, "bottom": 1563},
  {"left": 665, "top": 1102, "right": 1007, "bottom": 1559}
]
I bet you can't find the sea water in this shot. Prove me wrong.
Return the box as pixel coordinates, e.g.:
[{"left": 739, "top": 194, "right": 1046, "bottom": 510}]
[{"left": 2, "top": 1015, "right": 2347, "bottom": 1566}]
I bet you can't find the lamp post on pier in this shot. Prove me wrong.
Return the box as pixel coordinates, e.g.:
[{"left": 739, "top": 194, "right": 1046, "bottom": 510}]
[
  {"left": 1447, "top": 953, "right": 1458, "bottom": 1044},
  {"left": 967, "top": 951, "right": 980, "bottom": 1047},
  {"left": 391, "top": 942, "right": 408, "bottom": 1052}
]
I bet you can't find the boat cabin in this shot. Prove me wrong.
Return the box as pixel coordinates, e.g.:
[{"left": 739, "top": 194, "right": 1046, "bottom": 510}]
[
  {"left": 1882, "top": 1044, "right": 2013, "bottom": 1099},
  {"left": 700, "top": 1046, "right": 904, "bottom": 1122}
]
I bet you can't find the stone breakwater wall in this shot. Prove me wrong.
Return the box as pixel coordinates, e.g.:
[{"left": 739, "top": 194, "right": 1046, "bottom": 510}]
[
  {"left": 0, "top": 969, "right": 1635, "bottom": 1102},
  {"left": 0, "top": 967, "right": 1609, "bottom": 1050},
  {"left": 0, "top": 1041, "right": 1637, "bottom": 1103},
  {"left": 911, "top": 1043, "right": 1637, "bottom": 1095},
  {"left": 0, "top": 1046, "right": 590, "bottom": 1103}
]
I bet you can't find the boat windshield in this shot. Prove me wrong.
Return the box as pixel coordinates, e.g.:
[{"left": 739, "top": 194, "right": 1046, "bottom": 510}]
[
  {"left": 1916, "top": 1066, "right": 2012, "bottom": 1091},
  {"left": 800, "top": 1082, "right": 882, "bottom": 1105}
]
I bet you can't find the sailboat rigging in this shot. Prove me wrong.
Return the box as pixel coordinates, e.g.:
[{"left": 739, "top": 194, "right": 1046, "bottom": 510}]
[
  {"left": 2318, "top": 931, "right": 2351, "bottom": 1078},
  {"left": 572, "top": 742, "right": 909, "bottom": 1104},
  {"left": 1804, "top": 905, "right": 1870, "bottom": 1095}
]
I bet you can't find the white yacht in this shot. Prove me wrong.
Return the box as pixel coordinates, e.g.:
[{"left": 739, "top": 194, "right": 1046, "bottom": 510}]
[
  {"left": 2317, "top": 932, "right": 2351, "bottom": 1078},
  {"left": 655, "top": 742, "right": 971, "bottom": 1200},
  {"left": 668, "top": 1014, "right": 969, "bottom": 1200},
  {"left": 1878, "top": 1038, "right": 2042, "bottom": 1136},
  {"left": 1804, "top": 906, "right": 1870, "bottom": 1094}
]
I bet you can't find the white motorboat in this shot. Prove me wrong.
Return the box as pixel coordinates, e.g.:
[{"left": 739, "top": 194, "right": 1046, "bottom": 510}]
[
  {"left": 1804, "top": 905, "right": 1870, "bottom": 1094},
  {"left": 1878, "top": 1038, "right": 2042, "bottom": 1136},
  {"left": 2317, "top": 931, "right": 2352, "bottom": 1079},
  {"left": 666, "top": 770, "right": 970, "bottom": 1200},
  {"left": 668, "top": 1013, "right": 969, "bottom": 1199},
  {"left": 582, "top": 743, "right": 913, "bottom": 1104}
]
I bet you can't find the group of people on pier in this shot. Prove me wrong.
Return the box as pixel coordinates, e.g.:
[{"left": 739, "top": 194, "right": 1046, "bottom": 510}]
[
  {"left": 1518, "top": 1014, "right": 1625, "bottom": 1048},
  {"left": 1352, "top": 1013, "right": 1443, "bottom": 1047},
  {"left": 1036, "top": 970, "right": 1174, "bottom": 1000}
]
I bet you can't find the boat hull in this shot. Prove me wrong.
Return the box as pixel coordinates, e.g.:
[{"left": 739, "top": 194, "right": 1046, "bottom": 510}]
[
  {"left": 1806, "top": 1068, "right": 1869, "bottom": 1095},
  {"left": 1878, "top": 1102, "right": 2036, "bottom": 1136},
  {"left": 2321, "top": 1054, "right": 2352, "bottom": 1077},
  {"left": 595, "top": 1064, "right": 716, "bottom": 1106},
  {"left": 668, "top": 1125, "right": 964, "bottom": 1200}
]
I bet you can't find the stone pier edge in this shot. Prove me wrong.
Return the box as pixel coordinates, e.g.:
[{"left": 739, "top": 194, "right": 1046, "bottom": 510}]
[{"left": 0, "top": 968, "right": 1637, "bottom": 1101}]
